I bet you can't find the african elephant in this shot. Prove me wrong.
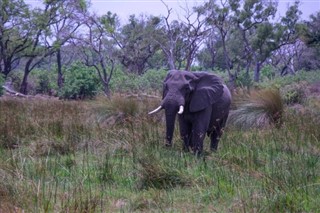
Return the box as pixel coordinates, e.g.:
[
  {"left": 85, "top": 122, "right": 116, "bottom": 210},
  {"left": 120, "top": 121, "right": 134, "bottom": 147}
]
[{"left": 149, "top": 70, "right": 231, "bottom": 155}]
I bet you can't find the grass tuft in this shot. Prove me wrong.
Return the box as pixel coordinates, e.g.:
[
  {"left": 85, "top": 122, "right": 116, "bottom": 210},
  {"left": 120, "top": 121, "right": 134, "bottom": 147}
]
[
  {"left": 136, "top": 155, "right": 190, "bottom": 190},
  {"left": 228, "top": 89, "right": 284, "bottom": 129}
]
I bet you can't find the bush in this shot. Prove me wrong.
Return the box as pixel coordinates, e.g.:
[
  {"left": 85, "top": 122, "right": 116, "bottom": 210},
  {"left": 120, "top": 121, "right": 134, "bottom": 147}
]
[
  {"left": 59, "top": 62, "right": 100, "bottom": 100},
  {"left": 260, "top": 65, "right": 275, "bottom": 81},
  {"left": 32, "top": 69, "right": 57, "bottom": 95},
  {"left": 110, "top": 68, "right": 167, "bottom": 93},
  {"left": 235, "top": 70, "right": 253, "bottom": 88},
  {"left": 280, "top": 82, "right": 307, "bottom": 105},
  {"left": 0, "top": 74, "right": 4, "bottom": 96},
  {"left": 138, "top": 69, "right": 167, "bottom": 92},
  {"left": 259, "top": 70, "right": 320, "bottom": 89}
]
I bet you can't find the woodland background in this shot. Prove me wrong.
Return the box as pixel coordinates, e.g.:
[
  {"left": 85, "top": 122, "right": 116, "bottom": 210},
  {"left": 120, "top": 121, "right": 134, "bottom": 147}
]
[{"left": 1, "top": 0, "right": 320, "bottom": 212}]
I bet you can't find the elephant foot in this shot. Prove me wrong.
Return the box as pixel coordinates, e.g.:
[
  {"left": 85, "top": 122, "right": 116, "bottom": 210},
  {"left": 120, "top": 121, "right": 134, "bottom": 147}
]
[
  {"left": 210, "top": 146, "right": 218, "bottom": 152},
  {"left": 183, "top": 145, "right": 190, "bottom": 152},
  {"left": 164, "top": 142, "right": 172, "bottom": 147},
  {"left": 194, "top": 150, "right": 203, "bottom": 158}
]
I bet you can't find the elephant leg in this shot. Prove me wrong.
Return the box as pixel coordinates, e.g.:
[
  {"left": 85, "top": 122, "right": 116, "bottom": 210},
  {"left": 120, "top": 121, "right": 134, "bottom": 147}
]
[
  {"left": 210, "top": 116, "right": 228, "bottom": 151},
  {"left": 191, "top": 107, "right": 212, "bottom": 155},
  {"left": 179, "top": 118, "right": 192, "bottom": 152},
  {"left": 192, "top": 130, "right": 206, "bottom": 156},
  {"left": 210, "top": 129, "right": 221, "bottom": 151},
  {"left": 181, "top": 134, "right": 192, "bottom": 152}
]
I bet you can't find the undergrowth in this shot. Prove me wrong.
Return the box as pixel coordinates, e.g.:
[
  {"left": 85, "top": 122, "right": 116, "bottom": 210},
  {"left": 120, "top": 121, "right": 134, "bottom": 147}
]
[{"left": 0, "top": 94, "right": 319, "bottom": 212}]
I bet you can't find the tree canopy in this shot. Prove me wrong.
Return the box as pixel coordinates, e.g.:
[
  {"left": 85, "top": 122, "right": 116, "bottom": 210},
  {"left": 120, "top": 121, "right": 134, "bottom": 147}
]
[{"left": 0, "top": 0, "right": 319, "bottom": 95}]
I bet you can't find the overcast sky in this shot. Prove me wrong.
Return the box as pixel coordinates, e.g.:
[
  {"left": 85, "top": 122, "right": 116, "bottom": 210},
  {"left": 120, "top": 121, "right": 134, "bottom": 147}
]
[
  {"left": 89, "top": 0, "right": 319, "bottom": 21},
  {"left": 26, "top": 0, "right": 320, "bottom": 22}
]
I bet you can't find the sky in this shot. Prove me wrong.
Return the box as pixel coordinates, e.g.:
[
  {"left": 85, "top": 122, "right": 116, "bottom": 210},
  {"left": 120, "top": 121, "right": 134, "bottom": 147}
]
[
  {"left": 25, "top": 0, "right": 320, "bottom": 22},
  {"left": 88, "top": 0, "right": 320, "bottom": 22}
]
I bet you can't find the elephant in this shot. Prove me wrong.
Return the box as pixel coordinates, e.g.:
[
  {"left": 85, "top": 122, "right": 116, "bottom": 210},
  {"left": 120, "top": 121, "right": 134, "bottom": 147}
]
[{"left": 149, "top": 70, "right": 231, "bottom": 155}]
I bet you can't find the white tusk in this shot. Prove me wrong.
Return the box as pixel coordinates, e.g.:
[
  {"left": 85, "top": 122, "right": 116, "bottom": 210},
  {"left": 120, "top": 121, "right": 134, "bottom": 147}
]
[
  {"left": 178, "top": 105, "right": 184, "bottom": 114},
  {"left": 148, "top": 106, "right": 163, "bottom": 115}
]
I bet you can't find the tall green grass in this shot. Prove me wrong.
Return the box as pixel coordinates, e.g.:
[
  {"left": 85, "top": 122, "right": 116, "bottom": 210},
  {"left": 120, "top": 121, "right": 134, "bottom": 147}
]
[{"left": 0, "top": 94, "right": 319, "bottom": 212}]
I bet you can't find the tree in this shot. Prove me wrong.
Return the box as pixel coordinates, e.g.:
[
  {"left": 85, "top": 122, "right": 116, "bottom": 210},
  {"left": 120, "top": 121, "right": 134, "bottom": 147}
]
[
  {"left": 51, "top": 0, "right": 87, "bottom": 89},
  {"left": 77, "top": 12, "right": 118, "bottom": 96},
  {"left": 197, "top": 0, "right": 236, "bottom": 85},
  {"left": 304, "top": 11, "right": 320, "bottom": 48},
  {"left": 18, "top": 0, "right": 88, "bottom": 94},
  {"left": 0, "top": 0, "right": 31, "bottom": 77},
  {"left": 196, "top": 35, "right": 218, "bottom": 70},
  {"left": 301, "top": 11, "right": 320, "bottom": 70},
  {"left": 156, "top": 2, "right": 181, "bottom": 70},
  {"left": 229, "top": 0, "right": 277, "bottom": 82},
  {"left": 19, "top": 1, "right": 63, "bottom": 94},
  {"left": 114, "top": 14, "right": 162, "bottom": 74},
  {"left": 180, "top": 5, "right": 207, "bottom": 71}
]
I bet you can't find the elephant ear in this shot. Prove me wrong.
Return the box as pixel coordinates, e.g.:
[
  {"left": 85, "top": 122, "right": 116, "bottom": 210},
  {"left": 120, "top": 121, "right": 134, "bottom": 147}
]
[{"left": 189, "top": 72, "right": 224, "bottom": 112}]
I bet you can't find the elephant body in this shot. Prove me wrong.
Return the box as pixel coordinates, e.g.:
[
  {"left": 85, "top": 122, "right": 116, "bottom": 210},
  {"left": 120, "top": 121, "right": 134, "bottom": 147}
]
[{"left": 149, "top": 70, "right": 231, "bottom": 155}]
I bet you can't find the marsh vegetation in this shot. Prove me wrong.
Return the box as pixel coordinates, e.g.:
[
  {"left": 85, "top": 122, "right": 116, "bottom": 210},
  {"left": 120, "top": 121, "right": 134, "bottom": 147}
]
[{"left": 1, "top": 74, "right": 320, "bottom": 212}]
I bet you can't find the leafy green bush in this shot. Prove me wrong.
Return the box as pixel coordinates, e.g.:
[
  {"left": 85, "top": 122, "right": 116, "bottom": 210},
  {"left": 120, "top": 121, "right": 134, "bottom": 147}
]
[
  {"left": 110, "top": 69, "right": 167, "bottom": 93},
  {"left": 280, "top": 82, "right": 307, "bottom": 105},
  {"left": 259, "top": 70, "right": 320, "bottom": 89},
  {"left": 235, "top": 70, "right": 253, "bottom": 88},
  {"left": 59, "top": 62, "right": 100, "bottom": 99},
  {"left": 138, "top": 69, "right": 167, "bottom": 91},
  {"left": 260, "top": 65, "right": 276, "bottom": 81},
  {"left": 32, "top": 69, "right": 57, "bottom": 95},
  {"left": 0, "top": 74, "right": 5, "bottom": 96}
]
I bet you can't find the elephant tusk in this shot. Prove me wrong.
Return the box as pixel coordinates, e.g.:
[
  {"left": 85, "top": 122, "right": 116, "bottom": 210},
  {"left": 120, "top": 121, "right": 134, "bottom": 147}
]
[
  {"left": 148, "top": 106, "right": 163, "bottom": 115},
  {"left": 178, "top": 105, "right": 184, "bottom": 114}
]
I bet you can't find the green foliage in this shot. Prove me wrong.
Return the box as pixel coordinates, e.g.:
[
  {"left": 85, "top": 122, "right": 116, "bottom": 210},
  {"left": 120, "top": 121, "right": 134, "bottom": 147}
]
[
  {"left": 259, "top": 70, "right": 320, "bottom": 89},
  {"left": 235, "top": 70, "right": 253, "bottom": 88},
  {"left": 0, "top": 74, "right": 5, "bottom": 96},
  {"left": 59, "top": 62, "right": 100, "bottom": 99},
  {"left": 30, "top": 69, "right": 57, "bottom": 95},
  {"left": 304, "top": 11, "right": 320, "bottom": 48},
  {"left": 280, "top": 82, "right": 309, "bottom": 105},
  {"left": 260, "top": 65, "right": 275, "bottom": 81},
  {"left": 110, "top": 68, "right": 167, "bottom": 93}
]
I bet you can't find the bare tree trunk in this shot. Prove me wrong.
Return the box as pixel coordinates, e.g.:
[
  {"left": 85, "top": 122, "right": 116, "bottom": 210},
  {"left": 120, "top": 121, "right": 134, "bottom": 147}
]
[
  {"left": 168, "top": 50, "right": 175, "bottom": 70},
  {"left": 103, "top": 82, "right": 110, "bottom": 98},
  {"left": 254, "top": 61, "right": 261, "bottom": 82},
  {"left": 20, "top": 59, "right": 32, "bottom": 94},
  {"left": 57, "top": 48, "right": 64, "bottom": 88}
]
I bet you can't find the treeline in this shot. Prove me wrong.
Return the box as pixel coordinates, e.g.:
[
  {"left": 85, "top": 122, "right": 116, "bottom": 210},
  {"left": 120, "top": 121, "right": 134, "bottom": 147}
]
[{"left": 0, "top": 0, "right": 319, "bottom": 97}]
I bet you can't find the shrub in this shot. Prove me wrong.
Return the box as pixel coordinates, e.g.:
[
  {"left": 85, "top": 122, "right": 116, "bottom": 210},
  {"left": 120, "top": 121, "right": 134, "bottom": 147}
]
[
  {"left": 59, "top": 62, "right": 100, "bottom": 99},
  {"left": 235, "top": 70, "right": 253, "bottom": 88},
  {"left": 280, "top": 82, "right": 307, "bottom": 105},
  {"left": 32, "top": 69, "right": 57, "bottom": 95},
  {"left": 259, "top": 70, "right": 320, "bottom": 89},
  {"left": 109, "top": 69, "right": 139, "bottom": 93},
  {"left": 109, "top": 68, "right": 167, "bottom": 93},
  {"left": 260, "top": 65, "right": 275, "bottom": 81},
  {"left": 138, "top": 69, "right": 167, "bottom": 92}
]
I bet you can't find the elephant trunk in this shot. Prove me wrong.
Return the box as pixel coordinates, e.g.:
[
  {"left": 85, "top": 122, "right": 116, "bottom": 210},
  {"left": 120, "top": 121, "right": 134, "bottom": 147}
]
[{"left": 165, "top": 109, "right": 177, "bottom": 146}]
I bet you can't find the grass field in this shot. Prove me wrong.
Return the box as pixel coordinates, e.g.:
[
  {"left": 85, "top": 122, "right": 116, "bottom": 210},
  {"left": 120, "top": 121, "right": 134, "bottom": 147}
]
[{"left": 0, "top": 92, "right": 319, "bottom": 212}]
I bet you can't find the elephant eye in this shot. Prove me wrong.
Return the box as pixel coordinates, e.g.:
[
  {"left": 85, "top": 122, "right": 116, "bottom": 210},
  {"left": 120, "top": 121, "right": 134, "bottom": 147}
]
[{"left": 163, "top": 83, "right": 168, "bottom": 90}]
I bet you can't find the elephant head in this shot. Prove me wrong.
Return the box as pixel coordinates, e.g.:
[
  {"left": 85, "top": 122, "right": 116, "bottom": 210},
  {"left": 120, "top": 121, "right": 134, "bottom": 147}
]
[{"left": 149, "top": 70, "right": 225, "bottom": 146}]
